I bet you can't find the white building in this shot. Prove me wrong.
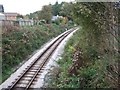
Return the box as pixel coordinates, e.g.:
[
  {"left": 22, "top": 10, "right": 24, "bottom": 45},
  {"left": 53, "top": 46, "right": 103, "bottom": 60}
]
[
  {"left": 52, "top": 16, "right": 58, "bottom": 21},
  {"left": 0, "top": 13, "right": 5, "bottom": 20},
  {"left": 18, "top": 18, "right": 34, "bottom": 26}
]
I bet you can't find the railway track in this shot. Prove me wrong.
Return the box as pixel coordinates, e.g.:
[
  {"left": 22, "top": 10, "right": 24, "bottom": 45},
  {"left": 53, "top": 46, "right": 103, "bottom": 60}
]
[{"left": 6, "top": 28, "right": 76, "bottom": 90}]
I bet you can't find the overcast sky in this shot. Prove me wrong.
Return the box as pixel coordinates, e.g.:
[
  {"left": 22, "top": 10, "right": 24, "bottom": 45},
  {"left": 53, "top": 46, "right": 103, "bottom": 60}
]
[{"left": 0, "top": 0, "right": 74, "bottom": 15}]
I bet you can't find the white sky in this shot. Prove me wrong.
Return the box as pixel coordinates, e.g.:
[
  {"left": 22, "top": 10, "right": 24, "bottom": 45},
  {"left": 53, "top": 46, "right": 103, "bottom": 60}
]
[{"left": 0, "top": 0, "right": 74, "bottom": 15}]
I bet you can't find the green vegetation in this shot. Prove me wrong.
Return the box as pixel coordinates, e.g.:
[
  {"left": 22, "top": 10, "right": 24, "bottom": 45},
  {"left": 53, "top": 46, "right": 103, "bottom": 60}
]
[
  {"left": 26, "top": 1, "right": 74, "bottom": 22},
  {"left": 38, "top": 5, "right": 52, "bottom": 23},
  {"left": 2, "top": 23, "right": 73, "bottom": 83},
  {"left": 48, "top": 2, "right": 119, "bottom": 88},
  {"left": 2, "top": 0, "right": 75, "bottom": 83},
  {"left": 2, "top": 1, "right": 119, "bottom": 88},
  {"left": 49, "top": 29, "right": 110, "bottom": 88}
]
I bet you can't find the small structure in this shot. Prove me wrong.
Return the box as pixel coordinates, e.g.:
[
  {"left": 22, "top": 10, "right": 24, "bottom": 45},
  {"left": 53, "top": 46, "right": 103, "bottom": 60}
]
[
  {"left": 0, "top": 12, "right": 5, "bottom": 27},
  {"left": 18, "top": 18, "right": 34, "bottom": 26},
  {"left": 4, "top": 12, "right": 19, "bottom": 20},
  {"left": 51, "top": 16, "right": 58, "bottom": 21},
  {"left": 0, "top": 13, "right": 5, "bottom": 20},
  {"left": 51, "top": 15, "right": 63, "bottom": 21}
]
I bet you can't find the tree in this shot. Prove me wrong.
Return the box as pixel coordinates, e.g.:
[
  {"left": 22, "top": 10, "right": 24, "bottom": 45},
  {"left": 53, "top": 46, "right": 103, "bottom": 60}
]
[
  {"left": 72, "top": 2, "right": 119, "bottom": 87},
  {"left": 17, "top": 14, "right": 24, "bottom": 19},
  {"left": 38, "top": 5, "right": 52, "bottom": 23},
  {"left": 59, "top": 2, "right": 74, "bottom": 20},
  {"left": 52, "top": 1, "right": 62, "bottom": 16}
]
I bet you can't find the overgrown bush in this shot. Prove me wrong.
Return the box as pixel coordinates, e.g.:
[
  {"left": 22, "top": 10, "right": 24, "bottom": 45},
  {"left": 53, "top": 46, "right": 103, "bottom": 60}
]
[
  {"left": 2, "top": 24, "right": 67, "bottom": 82},
  {"left": 48, "top": 27, "right": 118, "bottom": 88},
  {"left": 48, "top": 2, "right": 119, "bottom": 88}
]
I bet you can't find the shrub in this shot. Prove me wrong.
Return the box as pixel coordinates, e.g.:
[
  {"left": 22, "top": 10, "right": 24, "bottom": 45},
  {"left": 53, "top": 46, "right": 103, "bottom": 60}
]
[{"left": 2, "top": 24, "right": 69, "bottom": 83}]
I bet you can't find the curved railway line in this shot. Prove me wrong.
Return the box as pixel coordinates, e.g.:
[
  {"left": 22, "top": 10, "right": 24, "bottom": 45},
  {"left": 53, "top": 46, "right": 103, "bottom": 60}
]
[{"left": 5, "top": 28, "right": 77, "bottom": 90}]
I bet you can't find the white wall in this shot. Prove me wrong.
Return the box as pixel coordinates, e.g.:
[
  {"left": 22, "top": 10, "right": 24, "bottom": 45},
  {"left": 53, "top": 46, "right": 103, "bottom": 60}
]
[{"left": 0, "top": 15, "right": 5, "bottom": 20}]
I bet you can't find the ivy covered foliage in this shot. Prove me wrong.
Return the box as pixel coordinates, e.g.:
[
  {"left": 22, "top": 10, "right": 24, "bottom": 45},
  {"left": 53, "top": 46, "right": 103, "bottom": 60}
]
[{"left": 48, "top": 2, "right": 119, "bottom": 88}]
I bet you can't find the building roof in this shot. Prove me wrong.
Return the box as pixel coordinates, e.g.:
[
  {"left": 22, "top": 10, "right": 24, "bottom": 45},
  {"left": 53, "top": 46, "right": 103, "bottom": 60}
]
[
  {"left": 4, "top": 12, "right": 19, "bottom": 16},
  {"left": 0, "top": 13, "right": 5, "bottom": 16},
  {"left": 52, "top": 16, "right": 58, "bottom": 21}
]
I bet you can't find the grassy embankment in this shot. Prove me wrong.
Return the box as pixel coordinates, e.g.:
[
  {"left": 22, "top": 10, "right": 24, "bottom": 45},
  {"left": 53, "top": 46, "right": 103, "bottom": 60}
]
[
  {"left": 2, "top": 23, "right": 73, "bottom": 83},
  {"left": 48, "top": 27, "right": 118, "bottom": 88}
]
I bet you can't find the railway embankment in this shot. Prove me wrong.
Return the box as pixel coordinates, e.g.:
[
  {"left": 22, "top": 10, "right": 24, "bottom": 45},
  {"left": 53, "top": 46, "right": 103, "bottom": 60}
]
[
  {"left": 47, "top": 27, "right": 118, "bottom": 88},
  {"left": 2, "top": 23, "right": 73, "bottom": 83},
  {"left": 0, "top": 27, "right": 78, "bottom": 89}
]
